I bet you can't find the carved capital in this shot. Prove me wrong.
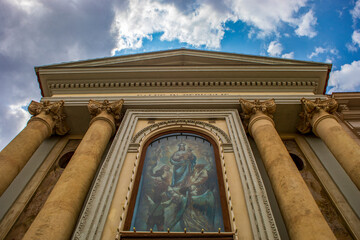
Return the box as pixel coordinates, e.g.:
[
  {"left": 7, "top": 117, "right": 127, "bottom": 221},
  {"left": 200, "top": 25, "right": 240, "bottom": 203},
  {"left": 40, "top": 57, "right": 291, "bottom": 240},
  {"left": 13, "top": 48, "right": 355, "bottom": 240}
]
[
  {"left": 88, "top": 99, "right": 124, "bottom": 127},
  {"left": 239, "top": 99, "right": 276, "bottom": 130},
  {"left": 297, "top": 98, "right": 338, "bottom": 134},
  {"left": 28, "top": 100, "right": 69, "bottom": 135}
]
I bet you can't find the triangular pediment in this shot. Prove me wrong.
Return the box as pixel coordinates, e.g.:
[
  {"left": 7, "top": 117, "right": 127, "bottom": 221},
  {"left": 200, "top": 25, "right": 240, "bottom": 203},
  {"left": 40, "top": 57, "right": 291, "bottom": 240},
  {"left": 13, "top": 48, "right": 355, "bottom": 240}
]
[
  {"left": 36, "top": 49, "right": 332, "bottom": 97},
  {"left": 36, "top": 49, "right": 329, "bottom": 69}
]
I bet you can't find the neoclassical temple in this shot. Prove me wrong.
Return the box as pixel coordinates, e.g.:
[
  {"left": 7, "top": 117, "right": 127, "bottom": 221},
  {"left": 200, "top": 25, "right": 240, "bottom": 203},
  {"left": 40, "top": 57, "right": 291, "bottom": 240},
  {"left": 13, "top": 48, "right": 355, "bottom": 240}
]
[{"left": 0, "top": 49, "right": 359, "bottom": 240}]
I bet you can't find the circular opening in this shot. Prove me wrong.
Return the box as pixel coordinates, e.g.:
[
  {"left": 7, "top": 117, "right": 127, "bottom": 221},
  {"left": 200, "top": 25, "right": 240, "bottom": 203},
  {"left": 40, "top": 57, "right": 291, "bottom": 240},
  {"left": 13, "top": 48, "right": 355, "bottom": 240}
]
[
  {"left": 58, "top": 151, "right": 74, "bottom": 169},
  {"left": 290, "top": 153, "right": 304, "bottom": 171}
]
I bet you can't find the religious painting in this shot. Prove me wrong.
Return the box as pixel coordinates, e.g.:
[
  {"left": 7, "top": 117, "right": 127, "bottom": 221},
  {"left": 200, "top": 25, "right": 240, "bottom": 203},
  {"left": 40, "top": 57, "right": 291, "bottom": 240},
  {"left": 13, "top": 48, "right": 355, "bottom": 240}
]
[{"left": 129, "top": 132, "right": 226, "bottom": 232}]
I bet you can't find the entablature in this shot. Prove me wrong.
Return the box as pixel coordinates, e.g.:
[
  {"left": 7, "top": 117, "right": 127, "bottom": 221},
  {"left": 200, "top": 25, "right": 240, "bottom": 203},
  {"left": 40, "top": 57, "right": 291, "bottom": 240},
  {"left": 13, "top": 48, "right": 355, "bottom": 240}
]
[{"left": 40, "top": 94, "right": 328, "bottom": 137}]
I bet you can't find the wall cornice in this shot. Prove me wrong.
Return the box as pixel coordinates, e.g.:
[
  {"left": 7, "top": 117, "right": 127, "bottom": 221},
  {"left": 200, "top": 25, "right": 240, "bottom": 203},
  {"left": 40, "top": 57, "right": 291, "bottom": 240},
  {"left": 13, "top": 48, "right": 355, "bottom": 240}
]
[
  {"left": 39, "top": 65, "right": 329, "bottom": 74},
  {"left": 38, "top": 65, "right": 329, "bottom": 97},
  {"left": 46, "top": 78, "right": 319, "bottom": 96},
  {"left": 42, "top": 94, "right": 327, "bottom": 106}
]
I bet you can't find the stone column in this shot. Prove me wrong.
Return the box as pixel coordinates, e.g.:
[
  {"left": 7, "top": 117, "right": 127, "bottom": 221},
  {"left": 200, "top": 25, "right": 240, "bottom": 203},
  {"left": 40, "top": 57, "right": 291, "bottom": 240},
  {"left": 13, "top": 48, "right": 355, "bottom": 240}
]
[
  {"left": 240, "top": 99, "right": 335, "bottom": 240},
  {"left": 23, "top": 99, "right": 124, "bottom": 240},
  {"left": 0, "top": 100, "right": 68, "bottom": 196},
  {"left": 298, "top": 98, "right": 360, "bottom": 190}
]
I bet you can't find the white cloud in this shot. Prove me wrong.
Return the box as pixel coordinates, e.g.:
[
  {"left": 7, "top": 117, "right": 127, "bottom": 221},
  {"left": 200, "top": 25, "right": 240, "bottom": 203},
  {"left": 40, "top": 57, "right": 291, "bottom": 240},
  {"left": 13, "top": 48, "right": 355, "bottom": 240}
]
[
  {"left": 294, "top": 10, "right": 317, "bottom": 38},
  {"left": 348, "top": 1, "right": 360, "bottom": 52},
  {"left": 267, "top": 41, "right": 283, "bottom": 57},
  {"left": 346, "top": 42, "right": 358, "bottom": 52},
  {"left": 328, "top": 60, "right": 360, "bottom": 93},
  {"left": 351, "top": 0, "right": 360, "bottom": 20},
  {"left": 111, "top": 0, "right": 228, "bottom": 52},
  {"left": 283, "top": 33, "right": 291, "bottom": 37},
  {"left": 345, "top": 30, "right": 360, "bottom": 52},
  {"left": 308, "top": 47, "right": 326, "bottom": 58},
  {"left": 111, "top": 0, "right": 313, "bottom": 53},
  {"left": 266, "top": 42, "right": 293, "bottom": 59},
  {"left": 352, "top": 30, "right": 360, "bottom": 47},
  {"left": 282, "top": 52, "right": 294, "bottom": 59},
  {"left": 308, "top": 46, "right": 338, "bottom": 60},
  {"left": 5, "top": 0, "right": 45, "bottom": 15},
  {"left": 0, "top": 101, "right": 31, "bottom": 150},
  {"left": 8, "top": 103, "right": 31, "bottom": 133},
  {"left": 228, "top": 0, "right": 307, "bottom": 33}
]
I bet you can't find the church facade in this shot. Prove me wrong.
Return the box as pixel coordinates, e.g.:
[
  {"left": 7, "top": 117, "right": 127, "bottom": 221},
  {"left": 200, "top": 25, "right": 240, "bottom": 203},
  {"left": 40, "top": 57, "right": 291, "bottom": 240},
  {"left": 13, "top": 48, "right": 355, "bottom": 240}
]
[{"left": 0, "top": 49, "right": 359, "bottom": 240}]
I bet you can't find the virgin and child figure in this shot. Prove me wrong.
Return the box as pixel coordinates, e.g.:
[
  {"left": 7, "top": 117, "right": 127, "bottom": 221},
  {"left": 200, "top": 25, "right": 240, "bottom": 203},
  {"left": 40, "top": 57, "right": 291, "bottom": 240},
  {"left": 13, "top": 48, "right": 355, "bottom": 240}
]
[{"left": 144, "top": 141, "right": 219, "bottom": 232}]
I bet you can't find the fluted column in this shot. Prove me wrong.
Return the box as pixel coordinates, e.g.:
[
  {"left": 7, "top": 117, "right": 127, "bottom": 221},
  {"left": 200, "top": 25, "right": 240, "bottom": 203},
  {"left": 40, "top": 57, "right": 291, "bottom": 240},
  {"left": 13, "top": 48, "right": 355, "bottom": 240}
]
[
  {"left": 298, "top": 98, "right": 360, "bottom": 190},
  {"left": 0, "top": 100, "right": 68, "bottom": 196},
  {"left": 240, "top": 99, "right": 335, "bottom": 240},
  {"left": 23, "top": 99, "right": 124, "bottom": 240}
]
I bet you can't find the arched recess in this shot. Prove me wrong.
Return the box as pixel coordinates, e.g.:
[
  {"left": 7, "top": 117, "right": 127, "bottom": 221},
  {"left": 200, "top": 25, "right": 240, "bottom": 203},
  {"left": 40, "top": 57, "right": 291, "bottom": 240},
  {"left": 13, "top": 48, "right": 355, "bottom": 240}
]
[
  {"left": 124, "top": 129, "right": 232, "bottom": 235},
  {"left": 128, "top": 120, "right": 233, "bottom": 154}
]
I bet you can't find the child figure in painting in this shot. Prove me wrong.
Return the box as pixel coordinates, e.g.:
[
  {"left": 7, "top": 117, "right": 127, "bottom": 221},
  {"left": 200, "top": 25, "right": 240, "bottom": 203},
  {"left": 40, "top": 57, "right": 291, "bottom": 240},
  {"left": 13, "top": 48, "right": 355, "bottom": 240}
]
[{"left": 146, "top": 165, "right": 171, "bottom": 231}]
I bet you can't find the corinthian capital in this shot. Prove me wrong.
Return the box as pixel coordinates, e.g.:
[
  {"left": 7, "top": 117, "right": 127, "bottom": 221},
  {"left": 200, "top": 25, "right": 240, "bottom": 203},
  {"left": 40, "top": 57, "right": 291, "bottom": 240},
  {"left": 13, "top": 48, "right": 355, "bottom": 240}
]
[
  {"left": 28, "top": 100, "right": 69, "bottom": 135},
  {"left": 239, "top": 99, "right": 276, "bottom": 131},
  {"left": 239, "top": 99, "right": 276, "bottom": 119},
  {"left": 297, "top": 98, "right": 338, "bottom": 134},
  {"left": 88, "top": 99, "right": 124, "bottom": 126}
]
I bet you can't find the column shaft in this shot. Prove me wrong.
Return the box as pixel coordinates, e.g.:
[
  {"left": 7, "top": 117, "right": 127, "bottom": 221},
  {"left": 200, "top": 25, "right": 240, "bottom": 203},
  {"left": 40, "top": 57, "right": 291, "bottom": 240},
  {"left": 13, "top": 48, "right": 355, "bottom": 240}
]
[
  {"left": 0, "top": 113, "right": 54, "bottom": 196},
  {"left": 312, "top": 110, "right": 360, "bottom": 189},
  {"left": 23, "top": 112, "right": 114, "bottom": 240},
  {"left": 250, "top": 113, "right": 335, "bottom": 240}
]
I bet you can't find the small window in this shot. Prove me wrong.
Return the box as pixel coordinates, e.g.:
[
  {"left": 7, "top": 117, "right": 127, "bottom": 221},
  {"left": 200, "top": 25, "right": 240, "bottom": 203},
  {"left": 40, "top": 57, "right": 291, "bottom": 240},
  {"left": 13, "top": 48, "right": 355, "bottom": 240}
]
[
  {"left": 290, "top": 153, "right": 304, "bottom": 171},
  {"left": 58, "top": 151, "right": 74, "bottom": 169},
  {"left": 124, "top": 131, "right": 231, "bottom": 235}
]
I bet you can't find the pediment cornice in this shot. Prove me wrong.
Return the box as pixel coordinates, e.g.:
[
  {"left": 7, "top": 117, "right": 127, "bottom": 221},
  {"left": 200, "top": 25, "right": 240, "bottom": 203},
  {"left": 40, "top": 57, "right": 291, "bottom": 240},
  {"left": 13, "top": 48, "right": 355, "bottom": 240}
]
[
  {"left": 35, "top": 49, "right": 331, "bottom": 97},
  {"left": 36, "top": 49, "right": 330, "bottom": 68}
]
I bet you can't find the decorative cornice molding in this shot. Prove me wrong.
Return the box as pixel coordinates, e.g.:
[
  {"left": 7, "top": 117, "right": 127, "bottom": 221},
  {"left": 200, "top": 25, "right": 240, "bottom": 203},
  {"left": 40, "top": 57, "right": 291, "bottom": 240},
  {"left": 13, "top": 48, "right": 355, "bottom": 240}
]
[
  {"left": 130, "top": 119, "right": 232, "bottom": 152},
  {"left": 38, "top": 49, "right": 331, "bottom": 68},
  {"left": 297, "top": 98, "right": 338, "bottom": 134},
  {"left": 28, "top": 100, "right": 69, "bottom": 135},
  {"left": 48, "top": 79, "right": 318, "bottom": 95},
  {"left": 43, "top": 95, "right": 328, "bottom": 107}
]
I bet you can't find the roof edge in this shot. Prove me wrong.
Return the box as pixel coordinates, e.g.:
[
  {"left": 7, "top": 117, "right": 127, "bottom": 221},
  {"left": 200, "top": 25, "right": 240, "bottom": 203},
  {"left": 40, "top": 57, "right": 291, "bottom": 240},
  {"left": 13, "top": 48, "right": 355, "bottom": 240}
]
[{"left": 34, "top": 48, "right": 333, "bottom": 69}]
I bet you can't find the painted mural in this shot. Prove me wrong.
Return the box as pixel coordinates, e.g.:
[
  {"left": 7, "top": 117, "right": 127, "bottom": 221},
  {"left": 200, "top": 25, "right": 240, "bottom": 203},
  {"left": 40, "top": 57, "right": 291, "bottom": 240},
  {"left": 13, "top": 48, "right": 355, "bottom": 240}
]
[{"left": 131, "top": 133, "right": 225, "bottom": 232}]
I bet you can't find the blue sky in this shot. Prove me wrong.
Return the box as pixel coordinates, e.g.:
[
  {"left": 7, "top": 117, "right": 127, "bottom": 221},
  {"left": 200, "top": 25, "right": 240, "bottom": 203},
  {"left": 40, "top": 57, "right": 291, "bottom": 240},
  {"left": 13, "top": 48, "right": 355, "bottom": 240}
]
[{"left": 0, "top": 0, "right": 360, "bottom": 150}]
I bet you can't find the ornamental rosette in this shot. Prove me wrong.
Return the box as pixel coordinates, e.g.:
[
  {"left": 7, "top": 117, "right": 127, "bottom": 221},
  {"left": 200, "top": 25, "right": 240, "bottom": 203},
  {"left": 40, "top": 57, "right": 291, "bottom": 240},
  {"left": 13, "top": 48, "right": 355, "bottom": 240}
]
[
  {"left": 297, "top": 98, "right": 338, "bottom": 134},
  {"left": 28, "top": 100, "right": 69, "bottom": 135}
]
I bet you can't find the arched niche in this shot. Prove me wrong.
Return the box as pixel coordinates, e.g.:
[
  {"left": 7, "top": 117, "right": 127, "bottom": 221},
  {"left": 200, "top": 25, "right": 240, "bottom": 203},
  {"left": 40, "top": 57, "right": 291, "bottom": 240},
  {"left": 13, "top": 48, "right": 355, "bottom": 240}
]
[{"left": 124, "top": 130, "right": 231, "bottom": 236}]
